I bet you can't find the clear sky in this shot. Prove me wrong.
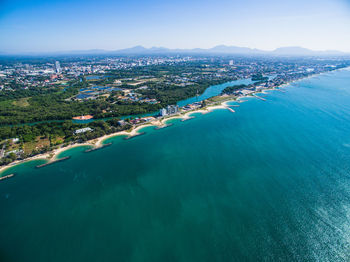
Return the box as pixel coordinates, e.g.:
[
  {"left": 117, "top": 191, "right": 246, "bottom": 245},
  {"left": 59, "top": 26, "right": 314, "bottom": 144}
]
[{"left": 0, "top": 0, "right": 350, "bottom": 53}]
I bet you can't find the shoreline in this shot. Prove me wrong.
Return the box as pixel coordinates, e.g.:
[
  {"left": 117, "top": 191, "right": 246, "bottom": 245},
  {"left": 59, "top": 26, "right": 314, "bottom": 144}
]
[
  {"left": 0, "top": 104, "right": 231, "bottom": 175},
  {"left": 0, "top": 68, "right": 346, "bottom": 175}
]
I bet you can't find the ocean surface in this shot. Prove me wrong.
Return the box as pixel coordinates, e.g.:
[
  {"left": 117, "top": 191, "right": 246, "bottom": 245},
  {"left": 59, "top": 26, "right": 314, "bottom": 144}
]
[{"left": 1, "top": 69, "right": 350, "bottom": 261}]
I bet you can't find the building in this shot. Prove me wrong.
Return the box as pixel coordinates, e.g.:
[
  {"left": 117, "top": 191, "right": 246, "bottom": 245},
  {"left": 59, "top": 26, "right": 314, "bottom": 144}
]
[
  {"left": 55, "top": 61, "right": 61, "bottom": 74},
  {"left": 159, "top": 105, "right": 179, "bottom": 116},
  {"left": 159, "top": 108, "right": 167, "bottom": 116},
  {"left": 229, "top": 60, "right": 234, "bottom": 66},
  {"left": 167, "top": 105, "right": 179, "bottom": 115},
  {"left": 74, "top": 127, "right": 93, "bottom": 135},
  {"left": 117, "top": 120, "right": 126, "bottom": 126}
]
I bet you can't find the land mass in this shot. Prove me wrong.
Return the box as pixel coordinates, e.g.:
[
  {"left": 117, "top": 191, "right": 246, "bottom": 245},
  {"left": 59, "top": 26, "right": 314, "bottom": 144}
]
[{"left": 0, "top": 54, "right": 349, "bottom": 169}]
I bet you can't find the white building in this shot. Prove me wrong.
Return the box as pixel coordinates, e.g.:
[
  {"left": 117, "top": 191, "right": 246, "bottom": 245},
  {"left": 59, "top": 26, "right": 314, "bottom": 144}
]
[
  {"left": 118, "top": 120, "right": 126, "bottom": 126},
  {"left": 74, "top": 127, "right": 93, "bottom": 135},
  {"left": 160, "top": 108, "right": 167, "bottom": 116},
  {"left": 159, "top": 105, "right": 179, "bottom": 116},
  {"left": 167, "top": 105, "right": 179, "bottom": 115},
  {"left": 55, "top": 61, "right": 61, "bottom": 74}
]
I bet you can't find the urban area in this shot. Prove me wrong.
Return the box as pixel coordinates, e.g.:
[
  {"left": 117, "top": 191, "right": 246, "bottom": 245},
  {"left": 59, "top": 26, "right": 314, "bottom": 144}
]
[{"left": 0, "top": 54, "right": 349, "bottom": 165}]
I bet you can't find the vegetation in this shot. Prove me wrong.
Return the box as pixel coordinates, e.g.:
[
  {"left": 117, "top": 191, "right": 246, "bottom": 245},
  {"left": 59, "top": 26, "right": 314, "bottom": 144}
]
[
  {"left": 0, "top": 79, "right": 161, "bottom": 125},
  {"left": 0, "top": 72, "right": 234, "bottom": 126}
]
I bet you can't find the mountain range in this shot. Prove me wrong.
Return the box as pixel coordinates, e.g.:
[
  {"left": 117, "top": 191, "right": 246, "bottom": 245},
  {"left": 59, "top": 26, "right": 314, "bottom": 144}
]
[
  {"left": 115, "top": 45, "right": 348, "bottom": 56},
  {"left": 2, "top": 45, "right": 348, "bottom": 56}
]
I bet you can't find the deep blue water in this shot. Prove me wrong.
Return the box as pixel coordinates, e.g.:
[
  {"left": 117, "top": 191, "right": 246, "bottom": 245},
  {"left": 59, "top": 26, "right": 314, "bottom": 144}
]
[{"left": 1, "top": 69, "right": 350, "bottom": 261}]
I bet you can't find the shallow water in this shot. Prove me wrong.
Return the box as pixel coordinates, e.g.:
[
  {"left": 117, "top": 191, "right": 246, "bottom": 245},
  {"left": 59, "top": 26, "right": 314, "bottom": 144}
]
[{"left": 1, "top": 69, "right": 350, "bottom": 262}]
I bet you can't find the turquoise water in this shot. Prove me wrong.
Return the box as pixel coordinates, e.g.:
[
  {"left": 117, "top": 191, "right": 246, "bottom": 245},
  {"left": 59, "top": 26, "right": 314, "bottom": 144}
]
[{"left": 1, "top": 69, "right": 350, "bottom": 261}]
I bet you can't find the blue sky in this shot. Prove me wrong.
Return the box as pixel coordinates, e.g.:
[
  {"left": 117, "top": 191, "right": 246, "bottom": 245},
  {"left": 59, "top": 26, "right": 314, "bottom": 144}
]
[{"left": 0, "top": 0, "right": 350, "bottom": 53}]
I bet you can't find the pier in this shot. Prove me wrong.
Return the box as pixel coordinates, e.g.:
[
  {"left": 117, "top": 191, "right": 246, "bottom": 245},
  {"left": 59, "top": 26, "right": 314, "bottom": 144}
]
[
  {"left": 124, "top": 132, "right": 146, "bottom": 140},
  {"left": 35, "top": 156, "right": 71, "bottom": 168},
  {"left": 253, "top": 94, "right": 267, "bottom": 101},
  {"left": 0, "top": 173, "right": 15, "bottom": 181},
  {"left": 181, "top": 116, "right": 195, "bottom": 122},
  {"left": 84, "top": 142, "right": 112, "bottom": 153},
  {"left": 155, "top": 123, "right": 173, "bottom": 130},
  {"left": 225, "top": 107, "right": 235, "bottom": 113}
]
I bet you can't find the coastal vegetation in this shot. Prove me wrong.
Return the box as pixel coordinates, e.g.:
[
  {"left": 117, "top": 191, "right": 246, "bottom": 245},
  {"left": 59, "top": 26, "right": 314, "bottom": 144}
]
[{"left": 0, "top": 82, "right": 161, "bottom": 125}]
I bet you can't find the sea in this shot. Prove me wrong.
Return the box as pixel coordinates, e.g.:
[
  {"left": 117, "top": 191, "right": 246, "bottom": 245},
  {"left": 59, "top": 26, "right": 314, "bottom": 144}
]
[{"left": 1, "top": 68, "right": 350, "bottom": 262}]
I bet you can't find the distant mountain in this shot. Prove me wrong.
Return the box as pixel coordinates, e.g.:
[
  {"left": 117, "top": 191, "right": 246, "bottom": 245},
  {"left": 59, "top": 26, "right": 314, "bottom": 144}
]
[
  {"left": 272, "top": 46, "right": 346, "bottom": 56},
  {"left": 116, "top": 45, "right": 148, "bottom": 53},
  {"left": 208, "top": 45, "right": 263, "bottom": 54},
  {"left": 272, "top": 46, "right": 314, "bottom": 55},
  {"left": 1, "top": 46, "right": 348, "bottom": 56},
  {"left": 113, "top": 45, "right": 262, "bottom": 55},
  {"left": 111, "top": 45, "right": 348, "bottom": 56}
]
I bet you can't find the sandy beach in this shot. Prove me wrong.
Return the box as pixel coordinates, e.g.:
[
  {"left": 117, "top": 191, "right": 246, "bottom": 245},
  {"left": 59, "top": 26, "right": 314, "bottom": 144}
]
[
  {"left": 0, "top": 102, "right": 235, "bottom": 175},
  {"left": 0, "top": 142, "right": 94, "bottom": 174}
]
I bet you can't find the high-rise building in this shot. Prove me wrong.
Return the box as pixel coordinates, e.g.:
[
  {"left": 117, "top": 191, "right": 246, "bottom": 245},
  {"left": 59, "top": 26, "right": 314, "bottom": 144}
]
[
  {"left": 55, "top": 61, "right": 61, "bottom": 73},
  {"left": 160, "top": 108, "right": 167, "bottom": 116},
  {"left": 159, "top": 105, "right": 179, "bottom": 116},
  {"left": 229, "top": 60, "right": 234, "bottom": 66},
  {"left": 167, "top": 105, "right": 179, "bottom": 115}
]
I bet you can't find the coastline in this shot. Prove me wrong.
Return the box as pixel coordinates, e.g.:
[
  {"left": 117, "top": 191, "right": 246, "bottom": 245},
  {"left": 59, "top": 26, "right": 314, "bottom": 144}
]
[
  {"left": 0, "top": 143, "right": 92, "bottom": 174},
  {"left": 0, "top": 69, "right": 346, "bottom": 175},
  {"left": 0, "top": 104, "right": 230, "bottom": 175}
]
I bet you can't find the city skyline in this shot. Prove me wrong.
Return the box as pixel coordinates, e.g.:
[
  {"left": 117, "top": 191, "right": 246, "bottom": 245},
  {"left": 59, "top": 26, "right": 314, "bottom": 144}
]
[{"left": 1, "top": 0, "right": 350, "bottom": 53}]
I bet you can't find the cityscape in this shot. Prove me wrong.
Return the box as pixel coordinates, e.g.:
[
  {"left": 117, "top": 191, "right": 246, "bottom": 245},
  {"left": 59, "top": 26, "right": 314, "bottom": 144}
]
[{"left": 1, "top": 55, "right": 348, "bottom": 163}]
